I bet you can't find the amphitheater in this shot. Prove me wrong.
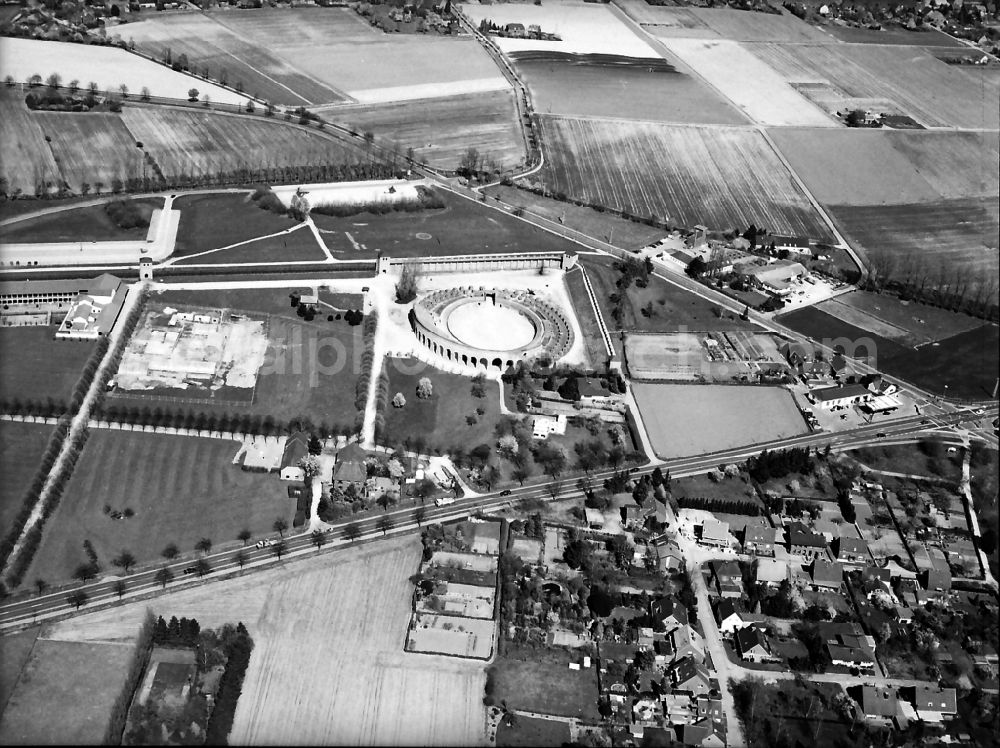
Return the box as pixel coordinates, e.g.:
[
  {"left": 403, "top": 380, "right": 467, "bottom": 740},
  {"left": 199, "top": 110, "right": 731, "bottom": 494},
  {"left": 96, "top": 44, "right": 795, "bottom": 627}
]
[{"left": 410, "top": 287, "right": 575, "bottom": 370}]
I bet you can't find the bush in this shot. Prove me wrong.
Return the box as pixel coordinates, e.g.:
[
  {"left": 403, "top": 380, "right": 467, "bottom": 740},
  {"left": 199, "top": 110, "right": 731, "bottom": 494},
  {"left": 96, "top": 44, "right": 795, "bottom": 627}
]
[
  {"left": 204, "top": 623, "right": 254, "bottom": 744},
  {"left": 104, "top": 199, "right": 150, "bottom": 229}
]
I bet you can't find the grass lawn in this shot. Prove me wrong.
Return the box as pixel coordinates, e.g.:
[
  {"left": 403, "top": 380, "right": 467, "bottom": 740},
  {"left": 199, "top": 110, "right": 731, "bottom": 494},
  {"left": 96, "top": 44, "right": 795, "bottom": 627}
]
[
  {"left": 734, "top": 679, "right": 860, "bottom": 748},
  {"left": 0, "top": 198, "right": 163, "bottom": 243},
  {"left": 582, "top": 254, "right": 761, "bottom": 334},
  {"left": 26, "top": 431, "right": 293, "bottom": 583},
  {"left": 564, "top": 266, "right": 609, "bottom": 369},
  {"left": 171, "top": 223, "right": 328, "bottom": 265},
  {"left": 672, "top": 473, "right": 758, "bottom": 503},
  {"left": 382, "top": 357, "right": 500, "bottom": 453},
  {"left": 0, "top": 626, "right": 39, "bottom": 712},
  {"left": 0, "top": 638, "right": 134, "bottom": 744},
  {"left": 309, "top": 190, "right": 581, "bottom": 260},
  {"left": 481, "top": 184, "right": 667, "bottom": 251},
  {"left": 171, "top": 193, "right": 302, "bottom": 256},
  {"left": 489, "top": 644, "right": 600, "bottom": 721},
  {"left": 0, "top": 326, "right": 96, "bottom": 406},
  {"left": 851, "top": 443, "right": 962, "bottom": 483},
  {"left": 105, "top": 287, "right": 364, "bottom": 430},
  {"left": 0, "top": 422, "right": 51, "bottom": 530},
  {"left": 496, "top": 715, "right": 571, "bottom": 747}
]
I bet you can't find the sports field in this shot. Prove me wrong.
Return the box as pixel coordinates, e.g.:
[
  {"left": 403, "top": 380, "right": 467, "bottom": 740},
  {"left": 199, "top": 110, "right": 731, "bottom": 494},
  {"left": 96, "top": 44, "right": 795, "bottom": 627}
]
[
  {"left": 632, "top": 383, "right": 808, "bottom": 459},
  {"left": 328, "top": 90, "right": 525, "bottom": 171},
  {"left": 516, "top": 58, "right": 747, "bottom": 124},
  {"left": 0, "top": 38, "right": 247, "bottom": 105},
  {"left": 535, "top": 118, "right": 833, "bottom": 240},
  {"left": 657, "top": 38, "right": 836, "bottom": 126},
  {"left": 0, "top": 422, "right": 51, "bottom": 530},
  {"left": 0, "top": 92, "right": 61, "bottom": 197},
  {"left": 0, "top": 637, "right": 135, "bottom": 744},
  {"left": 0, "top": 326, "right": 96, "bottom": 405},
  {"left": 208, "top": 7, "right": 506, "bottom": 103},
  {"left": 747, "top": 42, "right": 999, "bottom": 130},
  {"left": 120, "top": 107, "right": 363, "bottom": 180},
  {"left": 45, "top": 536, "right": 489, "bottom": 745},
  {"left": 26, "top": 431, "right": 293, "bottom": 583},
  {"left": 768, "top": 129, "right": 1000, "bottom": 206}
]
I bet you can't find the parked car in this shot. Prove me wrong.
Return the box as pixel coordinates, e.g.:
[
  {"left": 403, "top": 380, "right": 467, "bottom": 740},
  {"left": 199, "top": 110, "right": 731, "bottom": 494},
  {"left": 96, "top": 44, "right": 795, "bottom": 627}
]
[{"left": 499, "top": 489, "right": 512, "bottom": 497}]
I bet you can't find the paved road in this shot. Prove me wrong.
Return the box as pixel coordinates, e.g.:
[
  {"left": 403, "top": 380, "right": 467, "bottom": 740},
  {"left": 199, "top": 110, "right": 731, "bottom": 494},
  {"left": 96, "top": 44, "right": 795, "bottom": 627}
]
[{"left": 2, "top": 407, "right": 992, "bottom": 630}]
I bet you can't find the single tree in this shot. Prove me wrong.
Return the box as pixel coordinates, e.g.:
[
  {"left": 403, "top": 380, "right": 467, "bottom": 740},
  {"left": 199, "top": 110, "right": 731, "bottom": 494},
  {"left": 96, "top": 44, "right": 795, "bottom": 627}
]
[
  {"left": 238, "top": 529, "right": 252, "bottom": 546},
  {"left": 234, "top": 549, "right": 248, "bottom": 569},
  {"left": 311, "top": 530, "right": 327, "bottom": 550},
  {"left": 195, "top": 558, "right": 211, "bottom": 577},
  {"left": 395, "top": 264, "right": 418, "bottom": 303},
  {"left": 392, "top": 392, "right": 406, "bottom": 408},
  {"left": 273, "top": 518, "right": 288, "bottom": 538},
  {"left": 412, "top": 477, "right": 437, "bottom": 504},
  {"left": 414, "top": 506, "right": 427, "bottom": 526},
  {"left": 67, "top": 590, "right": 89, "bottom": 610},
  {"left": 140, "top": 86, "right": 151, "bottom": 101},
  {"left": 195, "top": 538, "right": 212, "bottom": 554},
  {"left": 416, "top": 377, "right": 433, "bottom": 399},
  {"left": 112, "top": 550, "right": 136, "bottom": 574},
  {"left": 113, "top": 579, "right": 127, "bottom": 599},
  {"left": 34, "top": 578, "right": 48, "bottom": 596},
  {"left": 187, "top": 87, "right": 199, "bottom": 102},
  {"left": 271, "top": 539, "right": 287, "bottom": 560},
  {"left": 512, "top": 465, "right": 532, "bottom": 486},
  {"left": 343, "top": 523, "right": 362, "bottom": 543},
  {"left": 73, "top": 563, "right": 97, "bottom": 583},
  {"left": 377, "top": 493, "right": 394, "bottom": 511},
  {"left": 162, "top": 543, "right": 179, "bottom": 560},
  {"left": 376, "top": 515, "right": 394, "bottom": 536},
  {"left": 155, "top": 566, "right": 174, "bottom": 589}
]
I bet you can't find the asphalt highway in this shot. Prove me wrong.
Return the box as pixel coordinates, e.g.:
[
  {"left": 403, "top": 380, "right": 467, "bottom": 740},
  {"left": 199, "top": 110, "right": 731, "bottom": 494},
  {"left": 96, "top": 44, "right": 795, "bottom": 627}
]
[{"left": 1, "top": 405, "right": 993, "bottom": 631}]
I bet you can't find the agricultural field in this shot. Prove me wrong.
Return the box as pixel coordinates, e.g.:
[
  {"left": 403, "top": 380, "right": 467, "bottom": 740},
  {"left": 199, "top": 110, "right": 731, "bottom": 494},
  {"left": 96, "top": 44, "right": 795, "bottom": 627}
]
[
  {"left": 0, "top": 326, "right": 96, "bottom": 405},
  {"left": 828, "top": 198, "right": 1000, "bottom": 287},
  {"left": 533, "top": 117, "right": 833, "bottom": 239},
  {"left": 747, "top": 42, "right": 1000, "bottom": 129},
  {"left": 26, "top": 430, "right": 293, "bottom": 583},
  {"left": 822, "top": 22, "right": 966, "bottom": 47},
  {"left": 0, "top": 198, "right": 162, "bottom": 243},
  {"left": 119, "top": 107, "right": 362, "bottom": 180},
  {"left": 43, "top": 535, "right": 489, "bottom": 745},
  {"left": 814, "top": 290, "right": 986, "bottom": 346},
  {"left": 0, "top": 422, "right": 51, "bottom": 530},
  {"left": 211, "top": 7, "right": 507, "bottom": 103},
  {"left": 687, "top": 7, "right": 833, "bottom": 42},
  {"left": 516, "top": 57, "right": 747, "bottom": 124},
  {"left": 657, "top": 38, "right": 836, "bottom": 126},
  {"left": 0, "top": 627, "right": 38, "bottom": 711},
  {"left": 327, "top": 89, "right": 525, "bottom": 171},
  {"left": 613, "top": 0, "right": 716, "bottom": 35},
  {"left": 0, "top": 637, "right": 135, "bottom": 744},
  {"left": 0, "top": 91, "right": 61, "bottom": 197},
  {"left": 581, "top": 254, "right": 761, "bottom": 335},
  {"left": 768, "top": 129, "right": 1000, "bottom": 206},
  {"left": 632, "top": 383, "right": 808, "bottom": 459},
  {"left": 0, "top": 38, "right": 247, "bottom": 105},
  {"left": 383, "top": 357, "right": 502, "bottom": 453},
  {"left": 32, "top": 112, "right": 142, "bottom": 194},
  {"left": 124, "top": 12, "right": 344, "bottom": 106},
  {"left": 107, "top": 286, "right": 365, "bottom": 428},
  {"left": 488, "top": 643, "right": 600, "bottom": 720}
]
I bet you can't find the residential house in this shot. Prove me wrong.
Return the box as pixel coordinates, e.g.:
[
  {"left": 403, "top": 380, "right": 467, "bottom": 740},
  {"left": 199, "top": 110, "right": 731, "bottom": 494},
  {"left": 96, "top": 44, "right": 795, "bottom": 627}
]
[
  {"left": 755, "top": 557, "right": 788, "bottom": 588},
  {"left": 710, "top": 560, "right": 744, "bottom": 599},
  {"left": 919, "top": 548, "right": 952, "bottom": 594},
  {"left": 735, "top": 625, "right": 772, "bottom": 663},
  {"left": 716, "top": 599, "right": 745, "bottom": 635},
  {"left": 832, "top": 536, "right": 869, "bottom": 567},
  {"left": 669, "top": 656, "right": 712, "bottom": 696},
  {"left": 699, "top": 519, "right": 731, "bottom": 548},
  {"left": 679, "top": 718, "right": 726, "bottom": 748},
  {"left": 279, "top": 431, "right": 310, "bottom": 482},
  {"left": 622, "top": 502, "right": 653, "bottom": 530},
  {"left": 503, "top": 22, "right": 526, "bottom": 37},
  {"left": 809, "top": 383, "right": 873, "bottom": 410},
  {"left": 650, "top": 596, "right": 688, "bottom": 633},
  {"left": 742, "top": 524, "right": 776, "bottom": 556},
  {"left": 632, "top": 695, "right": 664, "bottom": 726},
  {"left": 585, "top": 507, "right": 604, "bottom": 530},
  {"left": 333, "top": 443, "right": 367, "bottom": 493},
  {"left": 908, "top": 685, "right": 958, "bottom": 723},
  {"left": 666, "top": 625, "right": 705, "bottom": 664},
  {"left": 695, "top": 694, "right": 725, "bottom": 724},
  {"left": 860, "top": 686, "right": 900, "bottom": 726},
  {"left": 787, "top": 521, "right": 827, "bottom": 560},
  {"left": 652, "top": 534, "right": 684, "bottom": 574},
  {"left": 809, "top": 558, "right": 843, "bottom": 591},
  {"left": 662, "top": 693, "right": 696, "bottom": 726},
  {"left": 812, "top": 519, "right": 841, "bottom": 544},
  {"left": 821, "top": 622, "right": 877, "bottom": 671}
]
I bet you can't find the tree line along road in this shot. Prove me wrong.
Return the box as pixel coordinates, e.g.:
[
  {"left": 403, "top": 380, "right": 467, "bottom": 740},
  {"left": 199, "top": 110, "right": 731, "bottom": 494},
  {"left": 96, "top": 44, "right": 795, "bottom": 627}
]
[{"left": 1, "top": 407, "right": 992, "bottom": 631}]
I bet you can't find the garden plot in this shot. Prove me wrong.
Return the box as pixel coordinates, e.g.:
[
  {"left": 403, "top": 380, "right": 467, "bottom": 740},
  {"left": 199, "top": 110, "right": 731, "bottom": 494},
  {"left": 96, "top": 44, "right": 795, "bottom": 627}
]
[
  {"left": 416, "top": 582, "right": 496, "bottom": 619},
  {"left": 632, "top": 383, "right": 808, "bottom": 459},
  {"left": 113, "top": 305, "right": 268, "bottom": 393},
  {"left": 747, "top": 42, "right": 1000, "bottom": 130},
  {"left": 535, "top": 117, "right": 833, "bottom": 239},
  {"left": 657, "top": 38, "right": 836, "bottom": 126},
  {"left": 0, "top": 38, "right": 247, "bottom": 105},
  {"left": 407, "top": 613, "right": 496, "bottom": 659},
  {"left": 624, "top": 331, "right": 784, "bottom": 382},
  {"left": 461, "top": 0, "right": 660, "bottom": 58},
  {"left": 44, "top": 536, "right": 488, "bottom": 746}
]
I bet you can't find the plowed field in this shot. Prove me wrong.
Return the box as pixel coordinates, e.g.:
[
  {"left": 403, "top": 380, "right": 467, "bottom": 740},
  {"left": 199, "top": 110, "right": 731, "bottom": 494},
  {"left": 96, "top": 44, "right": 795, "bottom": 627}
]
[
  {"left": 534, "top": 117, "right": 833, "bottom": 239},
  {"left": 0, "top": 93, "right": 61, "bottom": 196},
  {"left": 34, "top": 112, "right": 141, "bottom": 193}
]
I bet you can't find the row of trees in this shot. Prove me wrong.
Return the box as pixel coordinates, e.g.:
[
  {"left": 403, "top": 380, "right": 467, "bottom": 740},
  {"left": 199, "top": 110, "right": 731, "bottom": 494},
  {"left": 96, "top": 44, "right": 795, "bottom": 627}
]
[{"left": 745, "top": 446, "right": 815, "bottom": 483}]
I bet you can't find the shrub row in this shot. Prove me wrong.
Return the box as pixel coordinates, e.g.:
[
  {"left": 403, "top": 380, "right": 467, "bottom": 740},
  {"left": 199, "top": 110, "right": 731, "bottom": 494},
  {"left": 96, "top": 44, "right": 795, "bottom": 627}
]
[
  {"left": 372, "top": 366, "right": 390, "bottom": 443},
  {"left": 354, "top": 311, "right": 379, "bottom": 414},
  {"left": 676, "top": 496, "right": 763, "bottom": 517},
  {"left": 205, "top": 623, "right": 254, "bottom": 745},
  {"left": 104, "top": 610, "right": 156, "bottom": 745}
]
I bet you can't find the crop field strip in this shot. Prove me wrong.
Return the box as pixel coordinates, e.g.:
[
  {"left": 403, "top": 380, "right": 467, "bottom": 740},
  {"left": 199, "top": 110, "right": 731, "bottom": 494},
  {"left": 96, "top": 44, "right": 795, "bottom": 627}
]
[
  {"left": 0, "top": 93, "right": 62, "bottom": 196},
  {"left": 535, "top": 117, "right": 834, "bottom": 241},
  {"left": 326, "top": 89, "right": 525, "bottom": 170},
  {"left": 119, "top": 107, "right": 362, "bottom": 178},
  {"left": 686, "top": 7, "right": 835, "bottom": 42},
  {"left": 34, "top": 111, "right": 143, "bottom": 193},
  {"left": 746, "top": 42, "right": 1000, "bottom": 130}
]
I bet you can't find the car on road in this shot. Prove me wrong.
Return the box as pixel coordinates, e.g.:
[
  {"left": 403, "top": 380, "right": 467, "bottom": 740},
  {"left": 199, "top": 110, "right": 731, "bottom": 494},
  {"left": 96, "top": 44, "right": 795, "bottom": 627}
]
[
  {"left": 973, "top": 408, "right": 986, "bottom": 415},
  {"left": 920, "top": 419, "right": 930, "bottom": 425},
  {"left": 499, "top": 489, "right": 512, "bottom": 496},
  {"left": 435, "top": 496, "right": 455, "bottom": 507},
  {"left": 255, "top": 539, "right": 275, "bottom": 549},
  {"left": 182, "top": 566, "right": 198, "bottom": 575},
  {"left": 876, "top": 432, "right": 887, "bottom": 438}
]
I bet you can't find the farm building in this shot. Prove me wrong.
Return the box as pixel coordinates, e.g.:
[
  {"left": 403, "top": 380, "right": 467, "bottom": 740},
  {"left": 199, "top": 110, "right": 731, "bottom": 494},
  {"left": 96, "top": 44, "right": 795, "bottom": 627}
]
[
  {"left": 333, "top": 443, "right": 367, "bottom": 492},
  {"left": 808, "top": 383, "right": 873, "bottom": 410},
  {"left": 766, "top": 235, "right": 812, "bottom": 257},
  {"left": 739, "top": 260, "right": 807, "bottom": 295}
]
